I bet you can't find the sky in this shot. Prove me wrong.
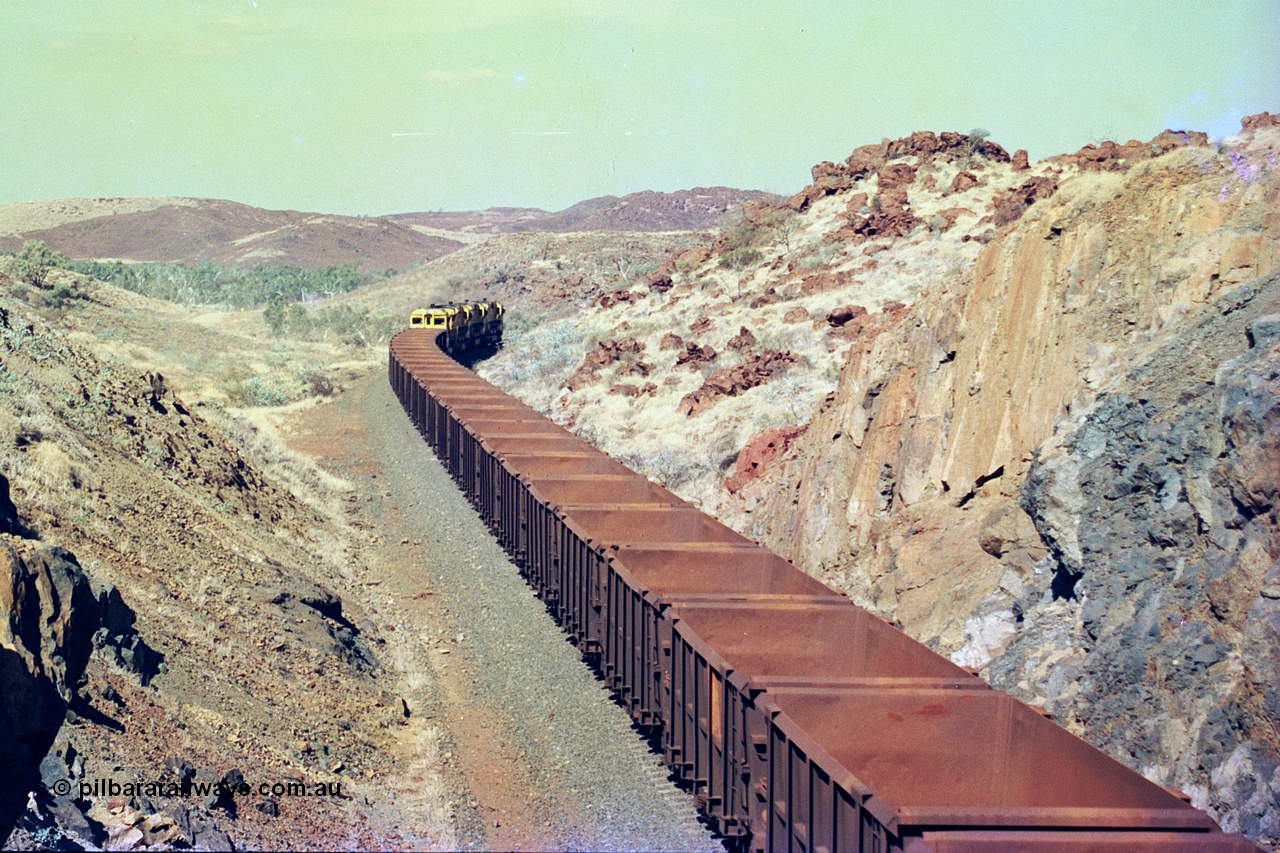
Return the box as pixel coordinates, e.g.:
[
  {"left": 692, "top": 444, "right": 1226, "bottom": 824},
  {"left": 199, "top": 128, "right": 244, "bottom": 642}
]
[{"left": 1, "top": 1, "right": 1276, "bottom": 216}]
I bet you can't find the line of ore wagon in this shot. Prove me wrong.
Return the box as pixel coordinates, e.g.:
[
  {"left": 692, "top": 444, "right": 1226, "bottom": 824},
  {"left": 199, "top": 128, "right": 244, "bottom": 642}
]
[{"left": 388, "top": 311, "right": 1258, "bottom": 853}]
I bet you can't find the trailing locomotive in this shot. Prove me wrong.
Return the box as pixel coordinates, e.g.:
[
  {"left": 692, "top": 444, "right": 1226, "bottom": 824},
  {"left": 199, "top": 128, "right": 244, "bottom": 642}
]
[
  {"left": 388, "top": 317, "right": 1259, "bottom": 852},
  {"left": 408, "top": 301, "right": 504, "bottom": 355}
]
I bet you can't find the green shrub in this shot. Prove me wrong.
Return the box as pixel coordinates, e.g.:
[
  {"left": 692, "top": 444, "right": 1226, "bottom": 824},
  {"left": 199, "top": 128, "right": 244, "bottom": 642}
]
[
  {"left": 225, "top": 375, "right": 291, "bottom": 407},
  {"left": 718, "top": 247, "right": 764, "bottom": 270},
  {"left": 44, "top": 282, "right": 81, "bottom": 308},
  {"left": 719, "top": 219, "right": 759, "bottom": 252}
]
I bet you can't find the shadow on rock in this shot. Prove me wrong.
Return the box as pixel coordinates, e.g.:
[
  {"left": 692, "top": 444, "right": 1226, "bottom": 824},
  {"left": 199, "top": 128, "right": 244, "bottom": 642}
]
[{"left": 0, "top": 540, "right": 164, "bottom": 843}]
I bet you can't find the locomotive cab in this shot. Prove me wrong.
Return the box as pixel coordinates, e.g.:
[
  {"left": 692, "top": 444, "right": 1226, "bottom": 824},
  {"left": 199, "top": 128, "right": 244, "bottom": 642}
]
[{"left": 409, "top": 307, "right": 454, "bottom": 329}]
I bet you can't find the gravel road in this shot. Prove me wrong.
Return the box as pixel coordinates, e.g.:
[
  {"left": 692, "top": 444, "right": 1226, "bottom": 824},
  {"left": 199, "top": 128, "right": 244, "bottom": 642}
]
[{"left": 359, "top": 373, "right": 722, "bottom": 852}]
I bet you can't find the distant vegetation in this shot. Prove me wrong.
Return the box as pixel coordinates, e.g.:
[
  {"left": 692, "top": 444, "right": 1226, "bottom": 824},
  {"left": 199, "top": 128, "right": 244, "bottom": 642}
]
[
  {"left": 4, "top": 240, "right": 397, "bottom": 346},
  {"left": 62, "top": 256, "right": 390, "bottom": 309}
]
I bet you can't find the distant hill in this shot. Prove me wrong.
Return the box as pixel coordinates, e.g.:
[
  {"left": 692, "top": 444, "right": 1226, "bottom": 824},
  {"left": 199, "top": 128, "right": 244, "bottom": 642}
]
[
  {"left": 391, "top": 187, "right": 783, "bottom": 236},
  {"left": 0, "top": 198, "right": 463, "bottom": 273},
  {"left": 0, "top": 187, "right": 781, "bottom": 273}
]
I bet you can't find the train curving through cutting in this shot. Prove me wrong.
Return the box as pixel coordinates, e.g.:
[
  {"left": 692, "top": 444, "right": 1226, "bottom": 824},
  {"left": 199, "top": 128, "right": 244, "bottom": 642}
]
[
  {"left": 388, "top": 304, "right": 1258, "bottom": 853},
  {"left": 408, "top": 301, "right": 504, "bottom": 356}
]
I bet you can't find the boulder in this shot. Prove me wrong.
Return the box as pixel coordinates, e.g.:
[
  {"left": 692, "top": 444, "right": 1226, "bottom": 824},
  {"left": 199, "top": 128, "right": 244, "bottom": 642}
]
[
  {"left": 877, "top": 163, "right": 916, "bottom": 190},
  {"left": 1, "top": 543, "right": 102, "bottom": 833},
  {"left": 843, "top": 192, "right": 870, "bottom": 217},
  {"left": 646, "top": 272, "right": 674, "bottom": 294},
  {"left": 844, "top": 143, "right": 888, "bottom": 177},
  {"left": 937, "top": 207, "right": 972, "bottom": 229},
  {"left": 811, "top": 161, "right": 850, "bottom": 183},
  {"left": 595, "top": 290, "right": 640, "bottom": 310},
  {"left": 674, "top": 342, "right": 718, "bottom": 368},
  {"left": 826, "top": 305, "right": 870, "bottom": 331},
  {"left": 748, "top": 287, "right": 782, "bottom": 308},
  {"left": 725, "top": 326, "right": 758, "bottom": 352},
  {"left": 1011, "top": 149, "right": 1030, "bottom": 171},
  {"left": 885, "top": 130, "right": 941, "bottom": 159},
  {"left": 688, "top": 316, "right": 713, "bottom": 335},
  {"left": 950, "top": 171, "right": 981, "bottom": 193}
]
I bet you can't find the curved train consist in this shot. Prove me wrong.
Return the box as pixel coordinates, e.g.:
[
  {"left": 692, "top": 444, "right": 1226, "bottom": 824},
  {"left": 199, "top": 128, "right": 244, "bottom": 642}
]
[
  {"left": 408, "top": 301, "right": 504, "bottom": 355},
  {"left": 388, "top": 304, "right": 1257, "bottom": 853}
]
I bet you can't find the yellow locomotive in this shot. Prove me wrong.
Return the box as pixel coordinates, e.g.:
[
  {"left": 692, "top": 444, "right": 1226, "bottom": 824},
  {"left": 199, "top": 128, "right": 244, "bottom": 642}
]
[{"left": 408, "top": 301, "right": 504, "bottom": 354}]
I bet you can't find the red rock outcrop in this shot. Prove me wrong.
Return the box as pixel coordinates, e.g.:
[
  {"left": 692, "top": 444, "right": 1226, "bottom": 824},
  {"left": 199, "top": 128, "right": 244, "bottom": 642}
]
[
  {"left": 950, "top": 171, "right": 981, "bottom": 193},
  {"left": 1242, "top": 112, "right": 1280, "bottom": 132},
  {"left": 749, "top": 287, "right": 782, "bottom": 308},
  {"left": 799, "top": 271, "right": 852, "bottom": 296},
  {"left": 990, "top": 175, "right": 1059, "bottom": 226},
  {"left": 1057, "top": 129, "right": 1210, "bottom": 172},
  {"left": 678, "top": 349, "right": 797, "bottom": 416},
  {"left": 885, "top": 130, "right": 1011, "bottom": 163},
  {"left": 826, "top": 304, "right": 868, "bottom": 328},
  {"left": 674, "top": 341, "right": 718, "bottom": 368},
  {"left": 676, "top": 245, "right": 713, "bottom": 268},
  {"left": 934, "top": 207, "right": 973, "bottom": 232},
  {"left": 725, "top": 326, "right": 758, "bottom": 352},
  {"left": 877, "top": 164, "right": 917, "bottom": 190},
  {"left": 658, "top": 332, "right": 684, "bottom": 351},
  {"left": 596, "top": 289, "right": 641, "bottom": 309},
  {"left": 742, "top": 199, "right": 770, "bottom": 226},
  {"left": 782, "top": 129, "right": 1015, "bottom": 215},
  {"left": 1011, "top": 149, "right": 1030, "bottom": 171},
  {"left": 844, "top": 189, "right": 921, "bottom": 240},
  {"left": 646, "top": 272, "right": 674, "bottom": 293},
  {"left": 565, "top": 337, "right": 647, "bottom": 390},
  {"left": 725, "top": 426, "right": 809, "bottom": 493}
]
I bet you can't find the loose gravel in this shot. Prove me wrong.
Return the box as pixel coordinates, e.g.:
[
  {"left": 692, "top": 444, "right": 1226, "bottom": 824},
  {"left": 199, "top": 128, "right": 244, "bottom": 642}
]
[{"left": 363, "top": 376, "right": 723, "bottom": 852}]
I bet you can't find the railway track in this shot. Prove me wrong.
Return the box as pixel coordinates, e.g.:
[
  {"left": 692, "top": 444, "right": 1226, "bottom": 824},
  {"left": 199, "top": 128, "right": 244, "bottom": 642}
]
[{"left": 388, "top": 308, "right": 1259, "bottom": 853}]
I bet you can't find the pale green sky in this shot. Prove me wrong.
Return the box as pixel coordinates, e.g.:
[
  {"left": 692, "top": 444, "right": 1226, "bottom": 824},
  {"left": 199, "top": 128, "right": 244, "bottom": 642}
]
[{"left": 1, "top": 1, "right": 1276, "bottom": 215}]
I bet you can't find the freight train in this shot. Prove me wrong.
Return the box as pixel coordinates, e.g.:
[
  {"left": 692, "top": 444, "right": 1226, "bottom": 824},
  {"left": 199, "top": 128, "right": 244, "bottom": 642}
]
[
  {"left": 389, "top": 304, "right": 1258, "bottom": 853},
  {"left": 408, "top": 301, "right": 504, "bottom": 355}
]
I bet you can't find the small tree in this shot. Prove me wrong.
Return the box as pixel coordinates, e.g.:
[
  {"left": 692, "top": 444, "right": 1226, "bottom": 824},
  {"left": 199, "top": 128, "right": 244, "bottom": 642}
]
[
  {"left": 965, "top": 128, "right": 992, "bottom": 164},
  {"left": 17, "top": 240, "right": 61, "bottom": 287},
  {"left": 759, "top": 208, "right": 800, "bottom": 253},
  {"left": 263, "top": 297, "right": 288, "bottom": 336}
]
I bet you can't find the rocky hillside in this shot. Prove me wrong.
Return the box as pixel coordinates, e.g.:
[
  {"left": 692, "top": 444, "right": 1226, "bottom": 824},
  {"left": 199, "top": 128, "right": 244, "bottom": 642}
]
[
  {"left": 0, "top": 270, "right": 451, "bottom": 849},
  {"left": 479, "top": 129, "right": 1084, "bottom": 490},
  {"left": 475, "top": 115, "right": 1280, "bottom": 847},
  {"left": 389, "top": 187, "right": 779, "bottom": 236}
]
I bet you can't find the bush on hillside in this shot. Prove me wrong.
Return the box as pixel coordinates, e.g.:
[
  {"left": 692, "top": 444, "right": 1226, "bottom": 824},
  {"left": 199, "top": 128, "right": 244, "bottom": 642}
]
[
  {"left": 718, "top": 247, "right": 764, "bottom": 270},
  {"left": 16, "top": 240, "right": 62, "bottom": 287}
]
